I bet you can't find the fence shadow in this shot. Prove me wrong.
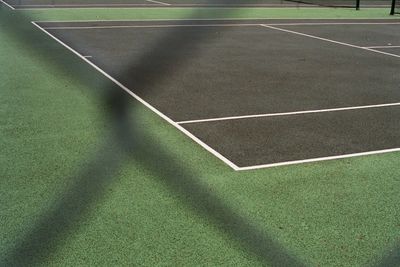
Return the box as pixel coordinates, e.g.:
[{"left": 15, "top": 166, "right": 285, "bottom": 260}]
[{"left": 0, "top": 3, "right": 309, "bottom": 266}]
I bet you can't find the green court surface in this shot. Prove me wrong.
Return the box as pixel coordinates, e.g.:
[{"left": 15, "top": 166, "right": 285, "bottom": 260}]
[{"left": 1, "top": 5, "right": 400, "bottom": 267}]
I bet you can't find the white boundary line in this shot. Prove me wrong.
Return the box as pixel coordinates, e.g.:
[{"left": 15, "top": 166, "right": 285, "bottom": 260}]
[
  {"left": 364, "top": 45, "right": 400, "bottom": 49},
  {"left": 177, "top": 102, "right": 400, "bottom": 124},
  {"left": 33, "top": 18, "right": 400, "bottom": 23},
  {"left": 31, "top": 21, "right": 241, "bottom": 171},
  {"left": 263, "top": 22, "right": 400, "bottom": 25},
  {"left": 146, "top": 0, "right": 171, "bottom": 5},
  {"left": 0, "top": 0, "right": 15, "bottom": 10},
  {"left": 12, "top": 3, "right": 160, "bottom": 7},
  {"left": 260, "top": 24, "right": 400, "bottom": 59},
  {"left": 237, "top": 148, "right": 400, "bottom": 171},
  {"left": 40, "top": 21, "right": 400, "bottom": 30},
  {"left": 42, "top": 23, "right": 258, "bottom": 30}
]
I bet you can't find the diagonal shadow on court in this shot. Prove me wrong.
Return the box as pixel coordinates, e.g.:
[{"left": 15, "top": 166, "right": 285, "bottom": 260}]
[{"left": 0, "top": 3, "right": 307, "bottom": 267}]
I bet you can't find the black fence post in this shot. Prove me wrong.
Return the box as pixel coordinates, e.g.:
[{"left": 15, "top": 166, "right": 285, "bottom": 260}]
[
  {"left": 390, "top": 0, "right": 395, "bottom": 15},
  {"left": 356, "top": 0, "right": 360, "bottom": 10}
]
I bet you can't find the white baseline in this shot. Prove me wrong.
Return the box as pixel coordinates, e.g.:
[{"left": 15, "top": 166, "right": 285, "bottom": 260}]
[{"left": 237, "top": 148, "right": 400, "bottom": 171}]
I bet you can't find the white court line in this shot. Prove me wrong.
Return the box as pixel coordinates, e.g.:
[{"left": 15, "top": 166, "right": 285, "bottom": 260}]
[
  {"left": 265, "top": 22, "right": 400, "bottom": 25},
  {"left": 41, "top": 22, "right": 400, "bottom": 30},
  {"left": 146, "top": 0, "right": 171, "bottom": 5},
  {"left": 83, "top": 55, "right": 92, "bottom": 58},
  {"left": 31, "top": 21, "right": 240, "bottom": 171},
  {"left": 12, "top": 3, "right": 163, "bottom": 7},
  {"left": 237, "top": 148, "right": 400, "bottom": 171},
  {"left": 33, "top": 18, "right": 400, "bottom": 23},
  {"left": 0, "top": 0, "right": 15, "bottom": 10},
  {"left": 177, "top": 102, "right": 400, "bottom": 124},
  {"left": 260, "top": 24, "right": 400, "bottom": 59},
  {"left": 42, "top": 23, "right": 258, "bottom": 30},
  {"left": 364, "top": 45, "right": 400, "bottom": 49}
]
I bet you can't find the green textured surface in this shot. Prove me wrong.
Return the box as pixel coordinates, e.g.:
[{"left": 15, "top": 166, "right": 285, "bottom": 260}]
[{"left": 1, "top": 5, "right": 400, "bottom": 266}]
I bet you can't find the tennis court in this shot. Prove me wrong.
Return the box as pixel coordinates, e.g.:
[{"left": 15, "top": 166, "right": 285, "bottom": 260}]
[{"left": 35, "top": 19, "right": 400, "bottom": 169}]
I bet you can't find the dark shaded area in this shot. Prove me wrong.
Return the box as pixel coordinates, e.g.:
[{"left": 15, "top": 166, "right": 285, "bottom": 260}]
[
  {"left": 0, "top": 4, "right": 306, "bottom": 267},
  {"left": 1, "top": 89, "right": 306, "bottom": 266},
  {"left": 183, "top": 105, "right": 400, "bottom": 167}
]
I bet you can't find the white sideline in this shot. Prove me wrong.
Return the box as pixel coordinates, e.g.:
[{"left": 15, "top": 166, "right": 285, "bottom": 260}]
[
  {"left": 0, "top": 0, "right": 15, "bottom": 9},
  {"left": 177, "top": 102, "right": 400, "bottom": 124},
  {"left": 31, "top": 21, "right": 241, "bottom": 171}
]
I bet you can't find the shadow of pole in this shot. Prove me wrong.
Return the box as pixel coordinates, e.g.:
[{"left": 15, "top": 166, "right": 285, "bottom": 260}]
[{"left": 1, "top": 4, "right": 306, "bottom": 266}]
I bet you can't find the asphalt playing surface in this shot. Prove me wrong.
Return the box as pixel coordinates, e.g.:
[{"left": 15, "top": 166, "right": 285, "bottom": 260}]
[
  {"left": 37, "top": 19, "right": 400, "bottom": 168},
  {"left": 4, "top": 0, "right": 391, "bottom": 8}
]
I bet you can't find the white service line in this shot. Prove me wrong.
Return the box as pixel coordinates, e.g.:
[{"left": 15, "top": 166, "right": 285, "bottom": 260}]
[
  {"left": 0, "top": 0, "right": 15, "bottom": 10},
  {"left": 83, "top": 55, "right": 92, "bottom": 58},
  {"left": 237, "top": 148, "right": 400, "bottom": 171},
  {"left": 177, "top": 102, "right": 400, "bottom": 124},
  {"left": 31, "top": 21, "right": 240, "bottom": 171},
  {"left": 145, "top": 0, "right": 171, "bottom": 5},
  {"left": 259, "top": 24, "right": 400, "bottom": 59},
  {"left": 363, "top": 45, "right": 400, "bottom": 49},
  {"left": 42, "top": 23, "right": 258, "bottom": 30}
]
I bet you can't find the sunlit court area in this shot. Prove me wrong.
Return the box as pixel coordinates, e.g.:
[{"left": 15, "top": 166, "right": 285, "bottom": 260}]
[{"left": 1, "top": 0, "right": 400, "bottom": 266}]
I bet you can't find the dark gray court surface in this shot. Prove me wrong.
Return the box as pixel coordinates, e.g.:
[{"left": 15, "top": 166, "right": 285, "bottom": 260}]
[
  {"left": 3, "top": 0, "right": 392, "bottom": 8},
  {"left": 35, "top": 19, "right": 400, "bottom": 169}
]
